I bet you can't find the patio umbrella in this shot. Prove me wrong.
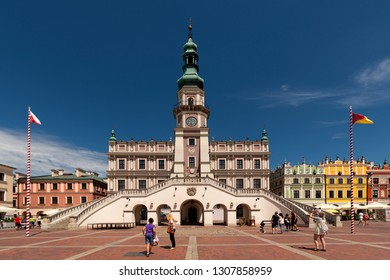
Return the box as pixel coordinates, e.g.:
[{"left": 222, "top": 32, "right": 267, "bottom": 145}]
[
  {"left": 43, "top": 209, "right": 61, "bottom": 216},
  {"left": 313, "top": 203, "right": 338, "bottom": 210},
  {"left": 0, "top": 206, "right": 18, "bottom": 213},
  {"left": 366, "top": 202, "right": 390, "bottom": 209}
]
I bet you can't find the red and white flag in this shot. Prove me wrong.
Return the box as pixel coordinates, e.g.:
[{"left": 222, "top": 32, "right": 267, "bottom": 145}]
[{"left": 29, "top": 110, "right": 41, "bottom": 125}]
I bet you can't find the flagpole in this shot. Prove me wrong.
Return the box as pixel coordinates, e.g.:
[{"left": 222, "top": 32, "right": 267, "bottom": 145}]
[
  {"left": 26, "top": 107, "right": 32, "bottom": 237},
  {"left": 349, "top": 106, "right": 355, "bottom": 234}
]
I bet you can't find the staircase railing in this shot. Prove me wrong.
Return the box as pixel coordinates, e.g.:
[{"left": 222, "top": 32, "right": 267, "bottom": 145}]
[{"left": 47, "top": 176, "right": 311, "bottom": 225}]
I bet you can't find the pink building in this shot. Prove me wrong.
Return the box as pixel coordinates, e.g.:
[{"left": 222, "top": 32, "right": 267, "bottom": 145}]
[{"left": 15, "top": 168, "right": 107, "bottom": 217}]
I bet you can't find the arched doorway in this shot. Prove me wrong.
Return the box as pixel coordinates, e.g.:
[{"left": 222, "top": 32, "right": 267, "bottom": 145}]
[
  {"left": 157, "top": 204, "right": 172, "bottom": 225},
  {"left": 134, "top": 204, "right": 148, "bottom": 226},
  {"left": 188, "top": 207, "right": 198, "bottom": 223},
  {"left": 236, "top": 204, "right": 251, "bottom": 226},
  {"left": 213, "top": 204, "right": 227, "bottom": 225},
  {"left": 181, "top": 199, "right": 204, "bottom": 225}
]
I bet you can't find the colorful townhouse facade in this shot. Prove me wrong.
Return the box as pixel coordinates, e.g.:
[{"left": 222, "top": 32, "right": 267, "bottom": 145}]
[
  {"left": 14, "top": 168, "right": 107, "bottom": 217},
  {"left": 270, "top": 156, "right": 390, "bottom": 206},
  {"left": 322, "top": 156, "right": 369, "bottom": 204},
  {"left": 0, "top": 164, "right": 16, "bottom": 216},
  {"left": 367, "top": 160, "right": 390, "bottom": 203},
  {"left": 270, "top": 161, "right": 325, "bottom": 205}
]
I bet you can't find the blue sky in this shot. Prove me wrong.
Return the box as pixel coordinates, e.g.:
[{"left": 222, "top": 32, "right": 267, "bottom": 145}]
[{"left": 1, "top": 1, "right": 389, "bottom": 177}]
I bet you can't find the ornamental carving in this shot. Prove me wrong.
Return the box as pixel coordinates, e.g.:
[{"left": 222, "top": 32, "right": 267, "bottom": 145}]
[{"left": 187, "top": 187, "right": 197, "bottom": 196}]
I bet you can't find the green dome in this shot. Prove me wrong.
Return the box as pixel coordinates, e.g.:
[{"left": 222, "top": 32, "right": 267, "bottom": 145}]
[{"left": 109, "top": 129, "right": 116, "bottom": 142}]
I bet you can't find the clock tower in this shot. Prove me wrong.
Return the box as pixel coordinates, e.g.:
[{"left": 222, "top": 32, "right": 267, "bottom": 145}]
[{"left": 172, "top": 24, "right": 213, "bottom": 178}]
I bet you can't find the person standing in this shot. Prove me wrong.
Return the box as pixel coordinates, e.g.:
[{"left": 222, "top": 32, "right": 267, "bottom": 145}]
[
  {"left": 142, "top": 218, "right": 156, "bottom": 257},
  {"left": 310, "top": 210, "right": 328, "bottom": 251},
  {"left": 271, "top": 211, "right": 279, "bottom": 234},
  {"left": 14, "top": 215, "right": 21, "bottom": 231},
  {"left": 291, "top": 211, "right": 299, "bottom": 231},
  {"left": 363, "top": 213, "right": 369, "bottom": 225},
  {"left": 278, "top": 213, "right": 285, "bottom": 234},
  {"left": 166, "top": 213, "right": 177, "bottom": 249},
  {"left": 358, "top": 211, "right": 364, "bottom": 226},
  {"left": 284, "top": 213, "right": 291, "bottom": 231}
]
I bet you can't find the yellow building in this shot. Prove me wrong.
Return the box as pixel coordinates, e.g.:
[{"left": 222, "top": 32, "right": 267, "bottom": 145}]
[{"left": 322, "top": 156, "right": 369, "bottom": 204}]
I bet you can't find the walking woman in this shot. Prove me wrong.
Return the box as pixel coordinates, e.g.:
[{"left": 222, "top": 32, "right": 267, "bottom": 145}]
[
  {"left": 166, "top": 213, "right": 177, "bottom": 249},
  {"left": 142, "top": 218, "right": 156, "bottom": 257}
]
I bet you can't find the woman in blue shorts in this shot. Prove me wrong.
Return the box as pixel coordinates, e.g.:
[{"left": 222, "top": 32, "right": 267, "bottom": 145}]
[{"left": 142, "top": 218, "right": 156, "bottom": 257}]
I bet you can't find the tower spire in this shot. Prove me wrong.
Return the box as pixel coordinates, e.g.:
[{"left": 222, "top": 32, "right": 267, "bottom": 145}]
[{"left": 188, "top": 18, "right": 192, "bottom": 39}]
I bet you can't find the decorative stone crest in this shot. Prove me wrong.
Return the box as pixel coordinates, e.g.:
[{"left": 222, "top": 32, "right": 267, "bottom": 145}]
[{"left": 187, "top": 187, "right": 196, "bottom": 196}]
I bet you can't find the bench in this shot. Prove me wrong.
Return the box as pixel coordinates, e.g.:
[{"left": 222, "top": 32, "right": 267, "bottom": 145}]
[{"left": 87, "top": 222, "right": 135, "bottom": 230}]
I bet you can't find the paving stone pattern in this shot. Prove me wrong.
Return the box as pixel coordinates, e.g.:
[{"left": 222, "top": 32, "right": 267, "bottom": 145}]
[{"left": 0, "top": 221, "right": 389, "bottom": 260}]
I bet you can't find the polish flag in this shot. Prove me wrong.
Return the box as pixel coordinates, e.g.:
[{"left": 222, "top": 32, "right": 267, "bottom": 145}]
[{"left": 29, "top": 110, "right": 42, "bottom": 125}]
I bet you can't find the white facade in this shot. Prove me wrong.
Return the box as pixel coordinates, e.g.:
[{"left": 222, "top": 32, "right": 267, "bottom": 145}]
[
  {"left": 104, "top": 29, "right": 272, "bottom": 227},
  {"left": 45, "top": 27, "right": 310, "bottom": 230}
]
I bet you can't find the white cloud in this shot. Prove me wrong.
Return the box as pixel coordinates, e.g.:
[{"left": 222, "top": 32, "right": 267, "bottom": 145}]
[
  {"left": 356, "top": 58, "right": 390, "bottom": 87},
  {"left": 254, "top": 90, "right": 337, "bottom": 108},
  {"left": 0, "top": 128, "right": 107, "bottom": 177}
]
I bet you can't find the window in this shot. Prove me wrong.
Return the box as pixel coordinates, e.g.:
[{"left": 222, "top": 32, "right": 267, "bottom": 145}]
[
  {"left": 293, "top": 190, "right": 300, "bottom": 199},
  {"left": 219, "top": 160, "right": 226, "bottom": 169},
  {"left": 219, "top": 179, "right": 227, "bottom": 184},
  {"left": 358, "top": 190, "right": 363, "bottom": 198},
  {"left": 67, "top": 183, "right": 73, "bottom": 190},
  {"left": 158, "top": 160, "right": 165, "bottom": 170},
  {"left": 347, "top": 190, "right": 351, "bottom": 198},
  {"left": 139, "top": 180, "right": 146, "bottom": 190},
  {"left": 253, "top": 179, "right": 261, "bottom": 188},
  {"left": 51, "top": 197, "right": 58, "bottom": 204},
  {"left": 388, "top": 190, "right": 390, "bottom": 198},
  {"left": 315, "top": 178, "right": 321, "bottom": 184},
  {"left": 118, "top": 180, "right": 125, "bottom": 191},
  {"left": 0, "top": 191, "right": 4, "bottom": 201},
  {"left": 305, "top": 190, "right": 310, "bottom": 198},
  {"left": 358, "top": 178, "right": 363, "bottom": 184},
  {"left": 373, "top": 189, "right": 378, "bottom": 198},
  {"left": 39, "top": 183, "right": 45, "bottom": 190},
  {"left": 81, "top": 196, "right": 87, "bottom": 203},
  {"left": 118, "top": 159, "right": 125, "bottom": 169},
  {"left": 329, "top": 178, "right": 335, "bottom": 184},
  {"left": 189, "top": 157, "right": 195, "bottom": 168},
  {"left": 338, "top": 190, "right": 343, "bottom": 198},
  {"left": 236, "top": 179, "right": 243, "bottom": 189},
  {"left": 139, "top": 159, "right": 146, "bottom": 170},
  {"left": 304, "top": 178, "right": 310, "bottom": 184},
  {"left": 0, "top": 172, "right": 4, "bottom": 181},
  {"left": 254, "top": 159, "right": 260, "bottom": 169},
  {"left": 66, "top": 197, "right": 73, "bottom": 204},
  {"left": 188, "top": 138, "right": 195, "bottom": 146},
  {"left": 373, "top": 178, "right": 379, "bottom": 184},
  {"left": 188, "top": 97, "right": 194, "bottom": 106},
  {"left": 52, "top": 183, "right": 58, "bottom": 190},
  {"left": 293, "top": 178, "right": 299, "bottom": 184},
  {"left": 315, "top": 190, "right": 321, "bottom": 198},
  {"left": 237, "top": 159, "right": 243, "bottom": 169},
  {"left": 81, "top": 183, "right": 87, "bottom": 190},
  {"left": 338, "top": 178, "right": 343, "bottom": 184},
  {"left": 38, "top": 197, "right": 44, "bottom": 204},
  {"left": 329, "top": 190, "right": 334, "bottom": 198}
]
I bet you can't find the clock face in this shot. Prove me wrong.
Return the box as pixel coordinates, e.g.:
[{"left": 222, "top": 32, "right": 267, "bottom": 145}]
[{"left": 186, "top": 117, "right": 197, "bottom": 127}]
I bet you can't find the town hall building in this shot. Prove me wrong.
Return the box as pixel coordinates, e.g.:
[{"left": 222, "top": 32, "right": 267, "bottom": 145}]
[{"left": 44, "top": 26, "right": 310, "bottom": 229}]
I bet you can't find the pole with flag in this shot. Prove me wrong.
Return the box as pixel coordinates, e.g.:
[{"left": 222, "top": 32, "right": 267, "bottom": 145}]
[
  {"left": 349, "top": 106, "right": 373, "bottom": 234},
  {"left": 26, "top": 107, "right": 41, "bottom": 237}
]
